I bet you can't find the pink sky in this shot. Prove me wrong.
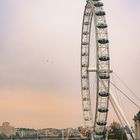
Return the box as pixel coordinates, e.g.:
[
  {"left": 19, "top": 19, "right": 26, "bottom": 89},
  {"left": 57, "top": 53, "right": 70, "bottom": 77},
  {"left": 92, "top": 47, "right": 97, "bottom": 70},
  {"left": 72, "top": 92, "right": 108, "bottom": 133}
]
[
  {"left": 0, "top": 0, "right": 140, "bottom": 128},
  {"left": 0, "top": 88, "right": 83, "bottom": 128}
]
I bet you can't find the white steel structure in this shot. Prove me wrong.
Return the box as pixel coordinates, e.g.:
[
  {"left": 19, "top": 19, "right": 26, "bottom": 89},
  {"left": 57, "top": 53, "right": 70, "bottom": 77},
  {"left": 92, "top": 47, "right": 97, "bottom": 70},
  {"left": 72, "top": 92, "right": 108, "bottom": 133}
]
[{"left": 81, "top": 0, "right": 111, "bottom": 139}]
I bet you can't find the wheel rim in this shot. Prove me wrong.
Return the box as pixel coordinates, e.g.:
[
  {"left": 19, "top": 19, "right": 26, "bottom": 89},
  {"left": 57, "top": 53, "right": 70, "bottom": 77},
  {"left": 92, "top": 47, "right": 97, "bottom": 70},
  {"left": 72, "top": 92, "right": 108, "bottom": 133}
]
[{"left": 81, "top": 0, "right": 110, "bottom": 138}]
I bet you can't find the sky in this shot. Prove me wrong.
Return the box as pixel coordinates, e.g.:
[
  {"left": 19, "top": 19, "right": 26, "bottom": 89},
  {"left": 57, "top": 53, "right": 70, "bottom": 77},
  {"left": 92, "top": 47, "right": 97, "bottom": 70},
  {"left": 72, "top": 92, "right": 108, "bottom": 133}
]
[{"left": 0, "top": 0, "right": 140, "bottom": 129}]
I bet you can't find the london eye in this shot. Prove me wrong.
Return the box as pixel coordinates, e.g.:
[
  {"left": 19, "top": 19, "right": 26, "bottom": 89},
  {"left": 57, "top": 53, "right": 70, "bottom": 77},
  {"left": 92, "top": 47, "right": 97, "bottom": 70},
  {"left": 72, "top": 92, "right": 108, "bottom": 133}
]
[{"left": 81, "top": 0, "right": 111, "bottom": 139}]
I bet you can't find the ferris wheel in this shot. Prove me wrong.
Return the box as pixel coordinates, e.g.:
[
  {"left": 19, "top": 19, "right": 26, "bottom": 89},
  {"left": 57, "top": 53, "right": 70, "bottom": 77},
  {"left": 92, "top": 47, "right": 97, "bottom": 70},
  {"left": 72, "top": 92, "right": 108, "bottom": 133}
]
[{"left": 81, "top": 0, "right": 111, "bottom": 139}]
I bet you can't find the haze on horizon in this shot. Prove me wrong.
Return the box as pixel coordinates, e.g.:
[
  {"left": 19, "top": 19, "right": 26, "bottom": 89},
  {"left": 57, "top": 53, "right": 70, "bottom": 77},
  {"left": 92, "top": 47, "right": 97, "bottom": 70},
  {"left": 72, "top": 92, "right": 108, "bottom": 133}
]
[{"left": 0, "top": 0, "right": 140, "bottom": 129}]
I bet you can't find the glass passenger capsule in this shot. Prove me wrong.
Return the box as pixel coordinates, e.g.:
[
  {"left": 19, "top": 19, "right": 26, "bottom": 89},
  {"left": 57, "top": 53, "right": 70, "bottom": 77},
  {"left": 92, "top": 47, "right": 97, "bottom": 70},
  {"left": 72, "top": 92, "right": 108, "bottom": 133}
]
[
  {"left": 94, "top": 2, "right": 103, "bottom": 7},
  {"left": 98, "top": 39, "right": 109, "bottom": 44},
  {"left": 99, "top": 91, "right": 109, "bottom": 97},
  {"left": 95, "top": 11, "right": 106, "bottom": 16},
  {"left": 97, "top": 23, "right": 107, "bottom": 29},
  {"left": 95, "top": 131, "right": 105, "bottom": 136},
  {"left": 83, "top": 97, "right": 90, "bottom": 101},
  {"left": 98, "top": 107, "right": 109, "bottom": 113},
  {"left": 83, "top": 31, "right": 89, "bottom": 35},
  {"left": 84, "top": 117, "right": 90, "bottom": 121},
  {"left": 99, "top": 73, "right": 110, "bottom": 79},
  {"left": 94, "top": 134, "right": 104, "bottom": 139},
  {"left": 82, "top": 52, "right": 88, "bottom": 56},
  {"left": 82, "top": 42, "right": 88, "bottom": 45},
  {"left": 84, "top": 108, "right": 90, "bottom": 111},
  {"left": 97, "top": 121, "right": 107, "bottom": 126},
  {"left": 82, "top": 87, "right": 89, "bottom": 90},
  {"left": 82, "top": 64, "right": 88, "bottom": 67},
  {"left": 82, "top": 76, "right": 88, "bottom": 79},
  {"left": 84, "top": 22, "right": 90, "bottom": 25},
  {"left": 99, "top": 56, "right": 110, "bottom": 61}
]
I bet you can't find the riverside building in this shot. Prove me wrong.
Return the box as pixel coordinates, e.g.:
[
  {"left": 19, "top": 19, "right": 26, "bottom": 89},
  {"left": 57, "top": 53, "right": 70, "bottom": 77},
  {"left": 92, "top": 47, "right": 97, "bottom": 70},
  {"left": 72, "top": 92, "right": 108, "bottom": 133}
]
[
  {"left": 134, "top": 111, "right": 140, "bottom": 140},
  {"left": 0, "top": 122, "right": 16, "bottom": 137}
]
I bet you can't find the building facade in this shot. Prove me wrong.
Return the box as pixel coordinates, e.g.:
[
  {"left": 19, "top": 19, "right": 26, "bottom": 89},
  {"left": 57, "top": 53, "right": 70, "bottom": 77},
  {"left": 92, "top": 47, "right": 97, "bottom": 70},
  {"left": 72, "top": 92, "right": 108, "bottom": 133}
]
[
  {"left": 134, "top": 111, "right": 140, "bottom": 140},
  {"left": 0, "top": 122, "right": 16, "bottom": 137}
]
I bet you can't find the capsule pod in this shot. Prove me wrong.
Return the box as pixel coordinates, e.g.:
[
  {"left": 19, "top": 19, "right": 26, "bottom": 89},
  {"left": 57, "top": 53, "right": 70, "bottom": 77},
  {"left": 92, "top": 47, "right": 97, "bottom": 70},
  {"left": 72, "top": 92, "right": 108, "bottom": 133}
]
[
  {"left": 95, "top": 11, "right": 106, "bottom": 16},
  {"left": 94, "top": 134, "right": 104, "bottom": 139},
  {"left": 82, "top": 52, "right": 88, "bottom": 56},
  {"left": 84, "top": 108, "right": 90, "bottom": 111},
  {"left": 82, "top": 87, "right": 89, "bottom": 90},
  {"left": 84, "top": 21, "right": 90, "bottom": 25},
  {"left": 82, "top": 75, "right": 88, "bottom": 79},
  {"left": 94, "top": 2, "right": 103, "bottom": 7},
  {"left": 95, "top": 131, "right": 105, "bottom": 136},
  {"left": 82, "top": 64, "right": 88, "bottom": 67},
  {"left": 99, "top": 56, "right": 110, "bottom": 61},
  {"left": 99, "top": 73, "right": 110, "bottom": 79},
  {"left": 98, "top": 39, "right": 109, "bottom": 44},
  {"left": 97, "top": 121, "right": 107, "bottom": 126},
  {"left": 82, "top": 42, "right": 88, "bottom": 45},
  {"left": 98, "top": 107, "right": 108, "bottom": 113},
  {"left": 83, "top": 31, "right": 89, "bottom": 35},
  {"left": 97, "top": 23, "right": 107, "bottom": 29},
  {"left": 83, "top": 97, "right": 90, "bottom": 101},
  {"left": 99, "top": 91, "right": 109, "bottom": 97},
  {"left": 84, "top": 117, "right": 90, "bottom": 121}
]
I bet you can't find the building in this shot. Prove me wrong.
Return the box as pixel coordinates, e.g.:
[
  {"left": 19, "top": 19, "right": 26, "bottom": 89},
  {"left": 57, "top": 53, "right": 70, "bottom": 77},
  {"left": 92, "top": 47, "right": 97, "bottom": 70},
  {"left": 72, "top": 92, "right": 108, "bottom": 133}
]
[
  {"left": 134, "top": 111, "right": 140, "bottom": 140},
  {"left": 16, "top": 128, "right": 36, "bottom": 138},
  {"left": 0, "top": 122, "right": 16, "bottom": 137}
]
